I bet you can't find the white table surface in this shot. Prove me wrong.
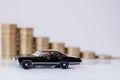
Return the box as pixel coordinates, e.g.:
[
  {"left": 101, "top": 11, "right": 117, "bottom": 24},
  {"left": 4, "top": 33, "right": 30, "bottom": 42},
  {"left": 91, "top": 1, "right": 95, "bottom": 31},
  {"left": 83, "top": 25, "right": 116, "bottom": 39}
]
[{"left": 0, "top": 59, "right": 120, "bottom": 80}]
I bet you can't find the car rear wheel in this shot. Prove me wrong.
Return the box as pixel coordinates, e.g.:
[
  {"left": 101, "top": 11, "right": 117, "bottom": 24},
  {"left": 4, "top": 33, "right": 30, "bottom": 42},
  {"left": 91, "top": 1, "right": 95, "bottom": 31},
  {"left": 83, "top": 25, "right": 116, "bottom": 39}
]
[
  {"left": 21, "top": 60, "right": 32, "bottom": 69},
  {"left": 60, "top": 61, "right": 69, "bottom": 69}
]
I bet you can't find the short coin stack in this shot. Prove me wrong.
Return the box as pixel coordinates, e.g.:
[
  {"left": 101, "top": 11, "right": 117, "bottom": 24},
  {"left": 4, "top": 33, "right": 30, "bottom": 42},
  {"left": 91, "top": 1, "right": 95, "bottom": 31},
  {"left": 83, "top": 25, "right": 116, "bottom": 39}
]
[
  {"left": 65, "top": 47, "right": 80, "bottom": 58},
  {"left": 19, "top": 28, "right": 33, "bottom": 56},
  {"left": 81, "top": 51, "right": 95, "bottom": 59},
  {"left": 97, "top": 54, "right": 112, "bottom": 59},
  {"left": 50, "top": 42, "right": 65, "bottom": 53},
  {"left": 2, "top": 24, "right": 17, "bottom": 59},
  {"left": 35, "top": 37, "right": 49, "bottom": 50}
]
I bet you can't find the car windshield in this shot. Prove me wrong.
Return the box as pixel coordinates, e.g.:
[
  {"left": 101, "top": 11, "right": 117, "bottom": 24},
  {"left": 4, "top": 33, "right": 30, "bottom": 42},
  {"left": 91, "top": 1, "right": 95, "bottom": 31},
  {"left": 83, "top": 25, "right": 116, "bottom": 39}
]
[{"left": 32, "top": 51, "right": 42, "bottom": 56}]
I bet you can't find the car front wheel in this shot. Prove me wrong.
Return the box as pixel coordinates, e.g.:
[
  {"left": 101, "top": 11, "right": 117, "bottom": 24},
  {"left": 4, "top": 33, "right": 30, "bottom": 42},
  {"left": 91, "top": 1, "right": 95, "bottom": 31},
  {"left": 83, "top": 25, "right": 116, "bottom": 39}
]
[
  {"left": 21, "top": 60, "right": 32, "bottom": 69},
  {"left": 60, "top": 61, "right": 69, "bottom": 69}
]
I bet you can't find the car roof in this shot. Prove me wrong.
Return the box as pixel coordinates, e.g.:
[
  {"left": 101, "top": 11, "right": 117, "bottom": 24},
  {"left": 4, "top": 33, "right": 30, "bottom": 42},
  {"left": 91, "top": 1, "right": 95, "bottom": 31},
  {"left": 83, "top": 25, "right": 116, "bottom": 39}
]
[
  {"left": 35, "top": 49, "right": 68, "bottom": 57},
  {"left": 38, "top": 49, "right": 60, "bottom": 52}
]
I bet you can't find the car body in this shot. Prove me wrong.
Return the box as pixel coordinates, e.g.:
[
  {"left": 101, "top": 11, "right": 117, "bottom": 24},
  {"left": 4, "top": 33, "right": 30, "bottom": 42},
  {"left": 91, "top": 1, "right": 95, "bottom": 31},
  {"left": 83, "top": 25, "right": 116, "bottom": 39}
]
[{"left": 14, "top": 49, "right": 82, "bottom": 69}]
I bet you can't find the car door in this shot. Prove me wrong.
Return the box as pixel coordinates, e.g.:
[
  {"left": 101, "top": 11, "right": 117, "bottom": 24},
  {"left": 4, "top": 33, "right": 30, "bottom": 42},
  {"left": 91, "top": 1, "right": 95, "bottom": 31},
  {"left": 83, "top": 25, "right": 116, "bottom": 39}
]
[
  {"left": 38, "top": 51, "right": 51, "bottom": 63},
  {"left": 50, "top": 51, "right": 61, "bottom": 62}
]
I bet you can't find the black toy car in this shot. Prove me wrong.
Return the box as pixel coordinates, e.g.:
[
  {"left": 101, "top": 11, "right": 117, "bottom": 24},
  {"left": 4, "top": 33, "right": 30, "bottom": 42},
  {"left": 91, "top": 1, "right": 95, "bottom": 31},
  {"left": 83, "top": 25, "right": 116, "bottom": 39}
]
[{"left": 14, "top": 49, "right": 82, "bottom": 69}]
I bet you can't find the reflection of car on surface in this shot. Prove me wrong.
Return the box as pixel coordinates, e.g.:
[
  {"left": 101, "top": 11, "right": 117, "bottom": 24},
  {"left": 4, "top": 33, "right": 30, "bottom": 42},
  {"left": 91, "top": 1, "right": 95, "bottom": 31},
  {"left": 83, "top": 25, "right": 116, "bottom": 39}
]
[{"left": 14, "top": 49, "right": 82, "bottom": 69}]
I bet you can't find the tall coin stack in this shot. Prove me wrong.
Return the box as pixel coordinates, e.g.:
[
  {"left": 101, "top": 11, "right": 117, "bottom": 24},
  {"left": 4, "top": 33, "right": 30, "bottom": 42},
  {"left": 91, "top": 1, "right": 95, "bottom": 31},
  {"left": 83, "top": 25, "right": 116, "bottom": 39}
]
[
  {"left": 19, "top": 28, "right": 33, "bottom": 56},
  {"left": 35, "top": 37, "right": 49, "bottom": 51},
  {"left": 2, "top": 24, "right": 17, "bottom": 59}
]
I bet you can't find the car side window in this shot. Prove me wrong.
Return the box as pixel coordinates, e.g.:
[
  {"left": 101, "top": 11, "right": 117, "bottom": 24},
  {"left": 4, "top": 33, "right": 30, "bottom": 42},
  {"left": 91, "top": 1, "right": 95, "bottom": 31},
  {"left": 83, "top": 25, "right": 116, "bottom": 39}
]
[
  {"left": 50, "top": 52, "right": 58, "bottom": 58},
  {"left": 39, "top": 51, "right": 59, "bottom": 59},
  {"left": 39, "top": 52, "right": 50, "bottom": 58}
]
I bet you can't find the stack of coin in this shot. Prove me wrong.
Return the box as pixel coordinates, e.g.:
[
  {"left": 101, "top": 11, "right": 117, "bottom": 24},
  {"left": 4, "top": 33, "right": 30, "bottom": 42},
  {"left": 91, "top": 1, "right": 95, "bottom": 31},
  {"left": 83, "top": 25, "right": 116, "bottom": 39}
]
[
  {"left": 50, "top": 42, "right": 65, "bottom": 53},
  {"left": 81, "top": 51, "right": 95, "bottom": 59},
  {"left": 35, "top": 37, "right": 49, "bottom": 51},
  {"left": 112, "top": 57, "right": 120, "bottom": 60},
  {"left": 97, "top": 54, "right": 112, "bottom": 59},
  {"left": 66, "top": 47, "right": 80, "bottom": 58},
  {"left": 2, "top": 24, "right": 17, "bottom": 59},
  {"left": 19, "top": 28, "right": 33, "bottom": 56}
]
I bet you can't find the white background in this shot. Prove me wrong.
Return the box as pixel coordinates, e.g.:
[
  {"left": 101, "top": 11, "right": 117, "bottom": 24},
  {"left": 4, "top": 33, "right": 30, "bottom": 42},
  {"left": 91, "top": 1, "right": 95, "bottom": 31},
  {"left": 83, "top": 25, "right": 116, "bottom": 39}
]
[{"left": 0, "top": 0, "right": 120, "bottom": 56}]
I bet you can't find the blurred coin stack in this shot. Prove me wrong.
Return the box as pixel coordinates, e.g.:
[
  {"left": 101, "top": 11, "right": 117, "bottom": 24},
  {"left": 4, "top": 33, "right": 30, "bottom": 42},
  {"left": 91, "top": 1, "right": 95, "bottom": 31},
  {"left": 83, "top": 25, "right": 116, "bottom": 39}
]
[
  {"left": 81, "top": 51, "right": 95, "bottom": 59},
  {"left": 2, "top": 24, "right": 17, "bottom": 59},
  {"left": 65, "top": 47, "right": 80, "bottom": 58},
  {"left": 97, "top": 54, "right": 112, "bottom": 59},
  {"left": 35, "top": 37, "right": 49, "bottom": 50},
  {"left": 19, "top": 28, "right": 33, "bottom": 56},
  {"left": 49, "top": 42, "right": 65, "bottom": 53}
]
